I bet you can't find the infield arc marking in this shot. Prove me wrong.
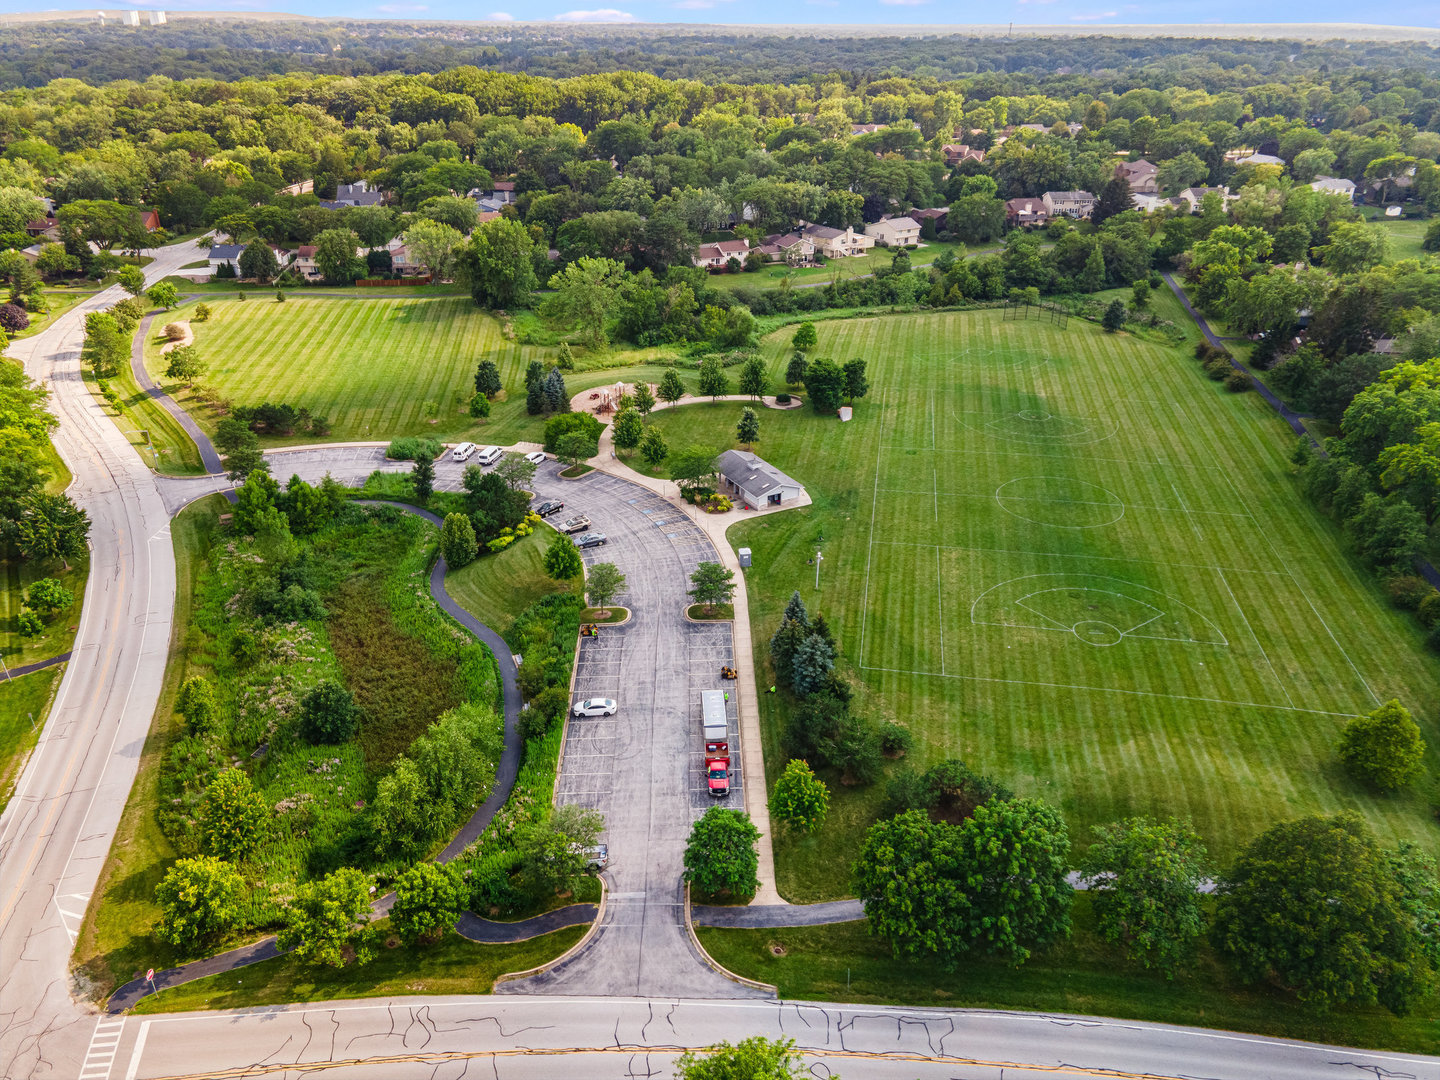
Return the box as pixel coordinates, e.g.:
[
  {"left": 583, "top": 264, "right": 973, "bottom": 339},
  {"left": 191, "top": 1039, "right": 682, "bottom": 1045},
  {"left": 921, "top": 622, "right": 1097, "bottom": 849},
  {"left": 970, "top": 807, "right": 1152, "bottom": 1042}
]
[{"left": 971, "top": 573, "right": 1230, "bottom": 648}]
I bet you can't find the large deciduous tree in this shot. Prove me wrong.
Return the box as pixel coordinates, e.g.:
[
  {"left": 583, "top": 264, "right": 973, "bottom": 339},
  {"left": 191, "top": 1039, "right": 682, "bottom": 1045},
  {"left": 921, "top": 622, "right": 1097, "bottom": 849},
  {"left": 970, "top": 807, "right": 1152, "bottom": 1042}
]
[
  {"left": 458, "top": 217, "right": 539, "bottom": 309},
  {"left": 403, "top": 218, "right": 464, "bottom": 281},
  {"left": 155, "top": 855, "right": 247, "bottom": 949},
  {"left": 542, "top": 256, "right": 627, "bottom": 349},
  {"left": 1210, "top": 813, "right": 1432, "bottom": 1015},
  {"left": 688, "top": 560, "right": 736, "bottom": 614},
  {"left": 1337, "top": 699, "right": 1426, "bottom": 792},
  {"left": 853, "top": 800, "right": 1073, "bottom": 968},
  {"left": 278, "top": 867, "right": 374, "bottom": 968},
  {"left": 391, "top": 862, "right": 463, "bottom": 946},
  {"left": 683, "top": 807, "right": 760, "bottom": 898},
  {"left": 1080, "top": 817, "right": 1210, "bottom": 977},
  {"left": 313, "top": 228, "right": 363, "bottom": 283},
  {"left": 804, "top": 356, "right": 846, "bottom": 414}
]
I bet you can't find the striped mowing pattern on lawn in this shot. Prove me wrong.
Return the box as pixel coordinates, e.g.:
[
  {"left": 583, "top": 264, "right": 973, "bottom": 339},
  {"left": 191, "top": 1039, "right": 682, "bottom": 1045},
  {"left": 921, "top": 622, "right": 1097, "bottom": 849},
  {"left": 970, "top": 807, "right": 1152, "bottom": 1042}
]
[
  {"left": 647, "top": 308, "right": 1440, "bottom": 863},
  {"left": 162, "top": 297, "right": 546, "bottom": 443}
]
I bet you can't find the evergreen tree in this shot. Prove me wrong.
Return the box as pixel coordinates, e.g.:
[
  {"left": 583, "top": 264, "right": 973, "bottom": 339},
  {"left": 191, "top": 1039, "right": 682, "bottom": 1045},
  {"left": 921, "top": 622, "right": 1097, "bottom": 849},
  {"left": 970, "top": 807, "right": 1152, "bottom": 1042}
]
[
  {"left": 541, "top": 367, "right": 570, "bottom": 414},
  {"left": 791, "top": 633, "right": 836, "bottom": 695},
  {"left": 523, "top": 359, "right": 545, "bottom": 392},
  {"left": 1091, "top": 176, "right": 1133, "bottom": 226},
  {"left": 785, "top": 350, "right": 808, "bottom": 387},
  {"left": 473, "top": 359, "right": 503, "bottom": 398},
  {"left": 1079, "top": 244, "right": 1107, "bottom": 292},
  {"left": 1102, "top": 299, "right": 1128, "bottom": 332},
  {"left": 736, "top": 407, "right": 760, "bottom": 449},
  {"left": 783, "top": 591, "right": 810, "bottom": 629},
  {"left": 843, "top": 358, "right": 869, "bottom": 403},
  {"left": 412, "top": 455, "right": 435, "bottom": 504}
]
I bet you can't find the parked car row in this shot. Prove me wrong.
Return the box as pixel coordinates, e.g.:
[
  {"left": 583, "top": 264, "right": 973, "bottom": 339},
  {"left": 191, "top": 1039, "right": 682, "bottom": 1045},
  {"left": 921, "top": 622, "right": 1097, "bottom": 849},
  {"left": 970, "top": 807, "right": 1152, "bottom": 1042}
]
[{"left": 453, "top": 444, "right": 548, "bottom": 467}]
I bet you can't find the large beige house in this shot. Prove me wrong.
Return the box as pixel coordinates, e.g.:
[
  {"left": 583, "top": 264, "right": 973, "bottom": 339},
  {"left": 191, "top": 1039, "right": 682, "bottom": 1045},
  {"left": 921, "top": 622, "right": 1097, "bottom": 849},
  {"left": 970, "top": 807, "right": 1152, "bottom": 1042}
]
[
  {"left": 800, "top": 222, "right": 875, "bottom": 258},
  {"left": 863, "top": 216, "right": 921, "bottom": 247}
]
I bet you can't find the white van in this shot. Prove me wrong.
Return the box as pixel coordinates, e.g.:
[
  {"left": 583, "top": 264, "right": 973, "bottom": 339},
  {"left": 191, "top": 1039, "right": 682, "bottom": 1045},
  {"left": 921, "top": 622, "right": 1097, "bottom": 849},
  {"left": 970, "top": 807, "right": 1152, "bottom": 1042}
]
[
  {"left": 451, "top": 442, "right": 476, "bottom": 462},
  {"left": 477, "top": 445, "right": 503, "bottom": 467}
]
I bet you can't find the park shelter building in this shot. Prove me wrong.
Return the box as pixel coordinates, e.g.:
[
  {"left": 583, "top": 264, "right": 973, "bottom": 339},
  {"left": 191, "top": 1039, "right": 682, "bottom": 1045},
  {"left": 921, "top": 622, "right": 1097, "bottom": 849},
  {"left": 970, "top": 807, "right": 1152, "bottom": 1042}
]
[{"left": 718, "top": 450, "right": 805, "bottom": 508}]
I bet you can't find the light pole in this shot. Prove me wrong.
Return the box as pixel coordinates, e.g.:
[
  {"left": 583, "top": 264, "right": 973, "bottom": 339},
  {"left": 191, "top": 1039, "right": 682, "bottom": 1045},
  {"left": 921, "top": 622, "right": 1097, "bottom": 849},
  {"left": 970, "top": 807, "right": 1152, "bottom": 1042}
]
[{"left": 814, "top": 549, "right": 824, "bottom": 590}]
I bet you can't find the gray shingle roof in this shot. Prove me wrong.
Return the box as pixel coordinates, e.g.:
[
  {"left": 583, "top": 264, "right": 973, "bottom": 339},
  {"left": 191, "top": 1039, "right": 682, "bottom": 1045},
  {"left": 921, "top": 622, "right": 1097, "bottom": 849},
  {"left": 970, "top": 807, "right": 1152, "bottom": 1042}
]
[{"left": 719, "top": 450, "right": 802, "bottom": 499}]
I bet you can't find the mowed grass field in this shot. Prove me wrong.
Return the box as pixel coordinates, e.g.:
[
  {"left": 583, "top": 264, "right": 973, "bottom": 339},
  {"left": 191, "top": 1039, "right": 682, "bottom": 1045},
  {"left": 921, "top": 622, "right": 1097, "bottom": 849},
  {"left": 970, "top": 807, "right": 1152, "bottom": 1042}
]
[
  {"left": 640, "top": 308, "right": 1440, "bottom": 896},
  {"left": 152, "top": 296, "right": 701, "bottom": 449}
]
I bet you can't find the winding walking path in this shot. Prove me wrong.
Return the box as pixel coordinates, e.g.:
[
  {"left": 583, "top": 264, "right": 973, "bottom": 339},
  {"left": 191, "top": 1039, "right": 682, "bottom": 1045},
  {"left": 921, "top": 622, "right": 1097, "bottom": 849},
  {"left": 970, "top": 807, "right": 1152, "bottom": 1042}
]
[
  {"left": 1160, "top": 271, "right": 1316, "bottom": 445},
  {"left": 102, "top": 498, "right": 552, "bottom": 1013},
  {"left": 129, "top": 308, "right": 224, "bottom": 474}
]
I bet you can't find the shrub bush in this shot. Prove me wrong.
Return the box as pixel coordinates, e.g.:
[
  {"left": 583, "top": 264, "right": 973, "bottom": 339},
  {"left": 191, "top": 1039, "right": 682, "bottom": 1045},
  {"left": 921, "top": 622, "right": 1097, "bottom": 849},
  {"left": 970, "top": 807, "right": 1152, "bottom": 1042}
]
[
  {"left": 1337, "top": 699, "right": 1426, "bottom": 791},
  {"left": 164, "top": 322, "right": 187, "bottom": 341},
  {"left": 775, "top": 392, "right": 790, "bottom": 404},
  {"left": 1223, "top": 368, "right": 1252, "bottom": 392},
  {"left": 542, "top": 411, "right": 603, "bottom": 453},
  {"left": 0, "top": 302, "right": 30, "bottom": 331},
  {"left": 299, "top": 680, "right": 359, "bottom": 744},
  {"left": 520, "top": 685, "right": 570, "bottom": 742},
  {"left": 1385, "top": 575, "right": 1431, "bottom": 612},
  {"left": 1417, "top": 590, "right": 1440, "bottom": 628},
  {"left": 386, "top": 436, "right": 442, "bottom": 461}
]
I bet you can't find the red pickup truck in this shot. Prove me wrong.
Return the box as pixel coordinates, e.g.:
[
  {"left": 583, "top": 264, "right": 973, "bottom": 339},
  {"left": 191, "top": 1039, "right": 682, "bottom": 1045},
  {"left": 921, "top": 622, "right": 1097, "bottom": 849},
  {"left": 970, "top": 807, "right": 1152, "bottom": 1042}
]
[{"left": 705, "top": 740, "right": 731, "bottom": 798}]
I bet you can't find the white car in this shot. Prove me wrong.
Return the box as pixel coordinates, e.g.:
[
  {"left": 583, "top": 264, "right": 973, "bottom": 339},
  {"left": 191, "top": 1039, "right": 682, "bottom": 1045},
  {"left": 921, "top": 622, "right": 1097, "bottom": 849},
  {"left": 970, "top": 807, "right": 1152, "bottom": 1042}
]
[
  {"left": 572, "top": 697, "right": 617, "bottom": 717},
  {"left": 524, "top": 451, "right": 547, "bottom": 465}
]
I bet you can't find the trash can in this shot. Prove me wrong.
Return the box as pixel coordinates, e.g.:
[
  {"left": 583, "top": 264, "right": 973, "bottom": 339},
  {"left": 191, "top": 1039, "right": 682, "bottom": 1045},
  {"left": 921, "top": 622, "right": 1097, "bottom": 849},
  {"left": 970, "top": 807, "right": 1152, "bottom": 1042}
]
[{"left": 738, "top": 547, "right": 752, "bottom": 568}]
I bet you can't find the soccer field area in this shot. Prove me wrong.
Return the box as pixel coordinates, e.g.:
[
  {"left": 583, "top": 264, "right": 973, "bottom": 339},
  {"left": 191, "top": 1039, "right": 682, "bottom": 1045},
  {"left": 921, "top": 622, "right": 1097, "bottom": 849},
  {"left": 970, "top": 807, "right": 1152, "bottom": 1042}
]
[
  {"left": 151, "top": 295, "right": 563, "bottom": 445},
  {"left": 647, "top": 308, "right": 1440, "bottom": 870}
]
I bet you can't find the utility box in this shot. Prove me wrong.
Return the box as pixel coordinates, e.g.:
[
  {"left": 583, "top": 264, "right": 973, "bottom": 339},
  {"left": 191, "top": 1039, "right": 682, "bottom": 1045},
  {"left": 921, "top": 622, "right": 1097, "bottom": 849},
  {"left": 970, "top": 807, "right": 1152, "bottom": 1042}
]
[{"left": 738, "top": 547, "right": 752, "bottom": 568}]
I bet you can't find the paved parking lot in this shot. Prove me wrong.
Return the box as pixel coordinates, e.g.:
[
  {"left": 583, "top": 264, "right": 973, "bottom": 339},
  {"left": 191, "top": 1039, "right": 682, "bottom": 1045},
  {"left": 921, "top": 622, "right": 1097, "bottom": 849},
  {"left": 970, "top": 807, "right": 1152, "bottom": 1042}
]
[
  {"left": 160, "top": 446, "right": 757, "bottom": 997},
  {"left": 507, "top": 465, "right": 758, "bottom": 999}
]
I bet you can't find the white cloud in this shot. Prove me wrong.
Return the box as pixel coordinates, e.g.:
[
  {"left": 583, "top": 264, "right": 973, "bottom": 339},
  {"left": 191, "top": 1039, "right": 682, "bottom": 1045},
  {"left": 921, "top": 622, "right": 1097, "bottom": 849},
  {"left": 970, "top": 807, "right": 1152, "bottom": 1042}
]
[
  {"left": 673, "top": 0, "right": 714, "bottom": 7},
  {"left": 552, "top": 7, "right": 637, "bottom": 19},
  {"left": 879, "top": 0, "right": 930, "bottom": 6},
  {"left": 488, "top": 10, "right": 516, "bottom": 17},
  {"left": 1070, "top": 9, "right": 1117, "bottom": 18}
]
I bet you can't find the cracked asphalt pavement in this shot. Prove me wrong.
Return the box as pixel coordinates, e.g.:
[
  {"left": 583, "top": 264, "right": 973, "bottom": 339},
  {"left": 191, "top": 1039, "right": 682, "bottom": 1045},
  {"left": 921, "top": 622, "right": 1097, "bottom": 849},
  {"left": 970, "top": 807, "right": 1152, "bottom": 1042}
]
[{"left": 88, "top": 996, "right": 1440, "bottom": 1079}]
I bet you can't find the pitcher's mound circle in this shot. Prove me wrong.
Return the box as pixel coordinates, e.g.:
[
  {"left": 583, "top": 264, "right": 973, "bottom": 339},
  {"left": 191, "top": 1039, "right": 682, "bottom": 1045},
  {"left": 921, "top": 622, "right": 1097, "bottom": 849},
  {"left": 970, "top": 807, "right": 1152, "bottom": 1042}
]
[{"left": 1073, "top": 620, "right": 1124, "bottom": 646}]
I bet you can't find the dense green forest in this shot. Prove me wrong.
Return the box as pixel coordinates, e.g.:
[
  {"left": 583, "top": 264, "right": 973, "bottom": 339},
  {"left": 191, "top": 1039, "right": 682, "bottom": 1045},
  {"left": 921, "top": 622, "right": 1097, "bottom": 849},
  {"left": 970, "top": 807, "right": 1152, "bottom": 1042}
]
[{"left": 1, "top": 21, "right": 1440, "bottom": 89}]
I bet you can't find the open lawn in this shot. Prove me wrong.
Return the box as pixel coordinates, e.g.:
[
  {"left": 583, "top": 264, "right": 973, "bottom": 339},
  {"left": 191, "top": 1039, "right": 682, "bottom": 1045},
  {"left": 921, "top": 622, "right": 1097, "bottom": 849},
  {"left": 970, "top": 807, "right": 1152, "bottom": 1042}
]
[
  {"left": 446, "top": 528, "right": 576, "bottom": 638},
  {"left": 0, "top": 667, "right": 59, "bottom": 817},
  {"left": 640, "top": 307, "right": 1440, "bottom": 901},
  {"left": 710, "top": 240, "right": 964, "bottom": 293},
  {"left": 131, "top": 923, "right": 585, "bottom": 1014},
  {"left": 698, "top": 894, "right": 1439, "bottom": 1055},
  {"left": 153, "top": 295, "right": 694, "bottom": 448},
  {"left": 1359, "top": 210, "right": 1433, "bottom": 263}
]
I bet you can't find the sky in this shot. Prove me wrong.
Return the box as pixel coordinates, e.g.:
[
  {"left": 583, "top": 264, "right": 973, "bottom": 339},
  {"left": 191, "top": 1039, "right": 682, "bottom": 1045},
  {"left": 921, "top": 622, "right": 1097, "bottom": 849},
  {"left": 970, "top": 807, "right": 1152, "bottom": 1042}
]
[{"left": 42, "top": 1, "right": 1440, "bottom": 29}]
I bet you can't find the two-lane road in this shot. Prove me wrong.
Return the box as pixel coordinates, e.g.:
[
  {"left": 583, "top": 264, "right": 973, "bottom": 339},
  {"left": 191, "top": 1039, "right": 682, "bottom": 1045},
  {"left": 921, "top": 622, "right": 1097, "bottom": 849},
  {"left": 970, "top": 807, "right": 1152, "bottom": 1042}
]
[{"left": 0, "top": 241, "right": 201, "bottom": 1080}]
